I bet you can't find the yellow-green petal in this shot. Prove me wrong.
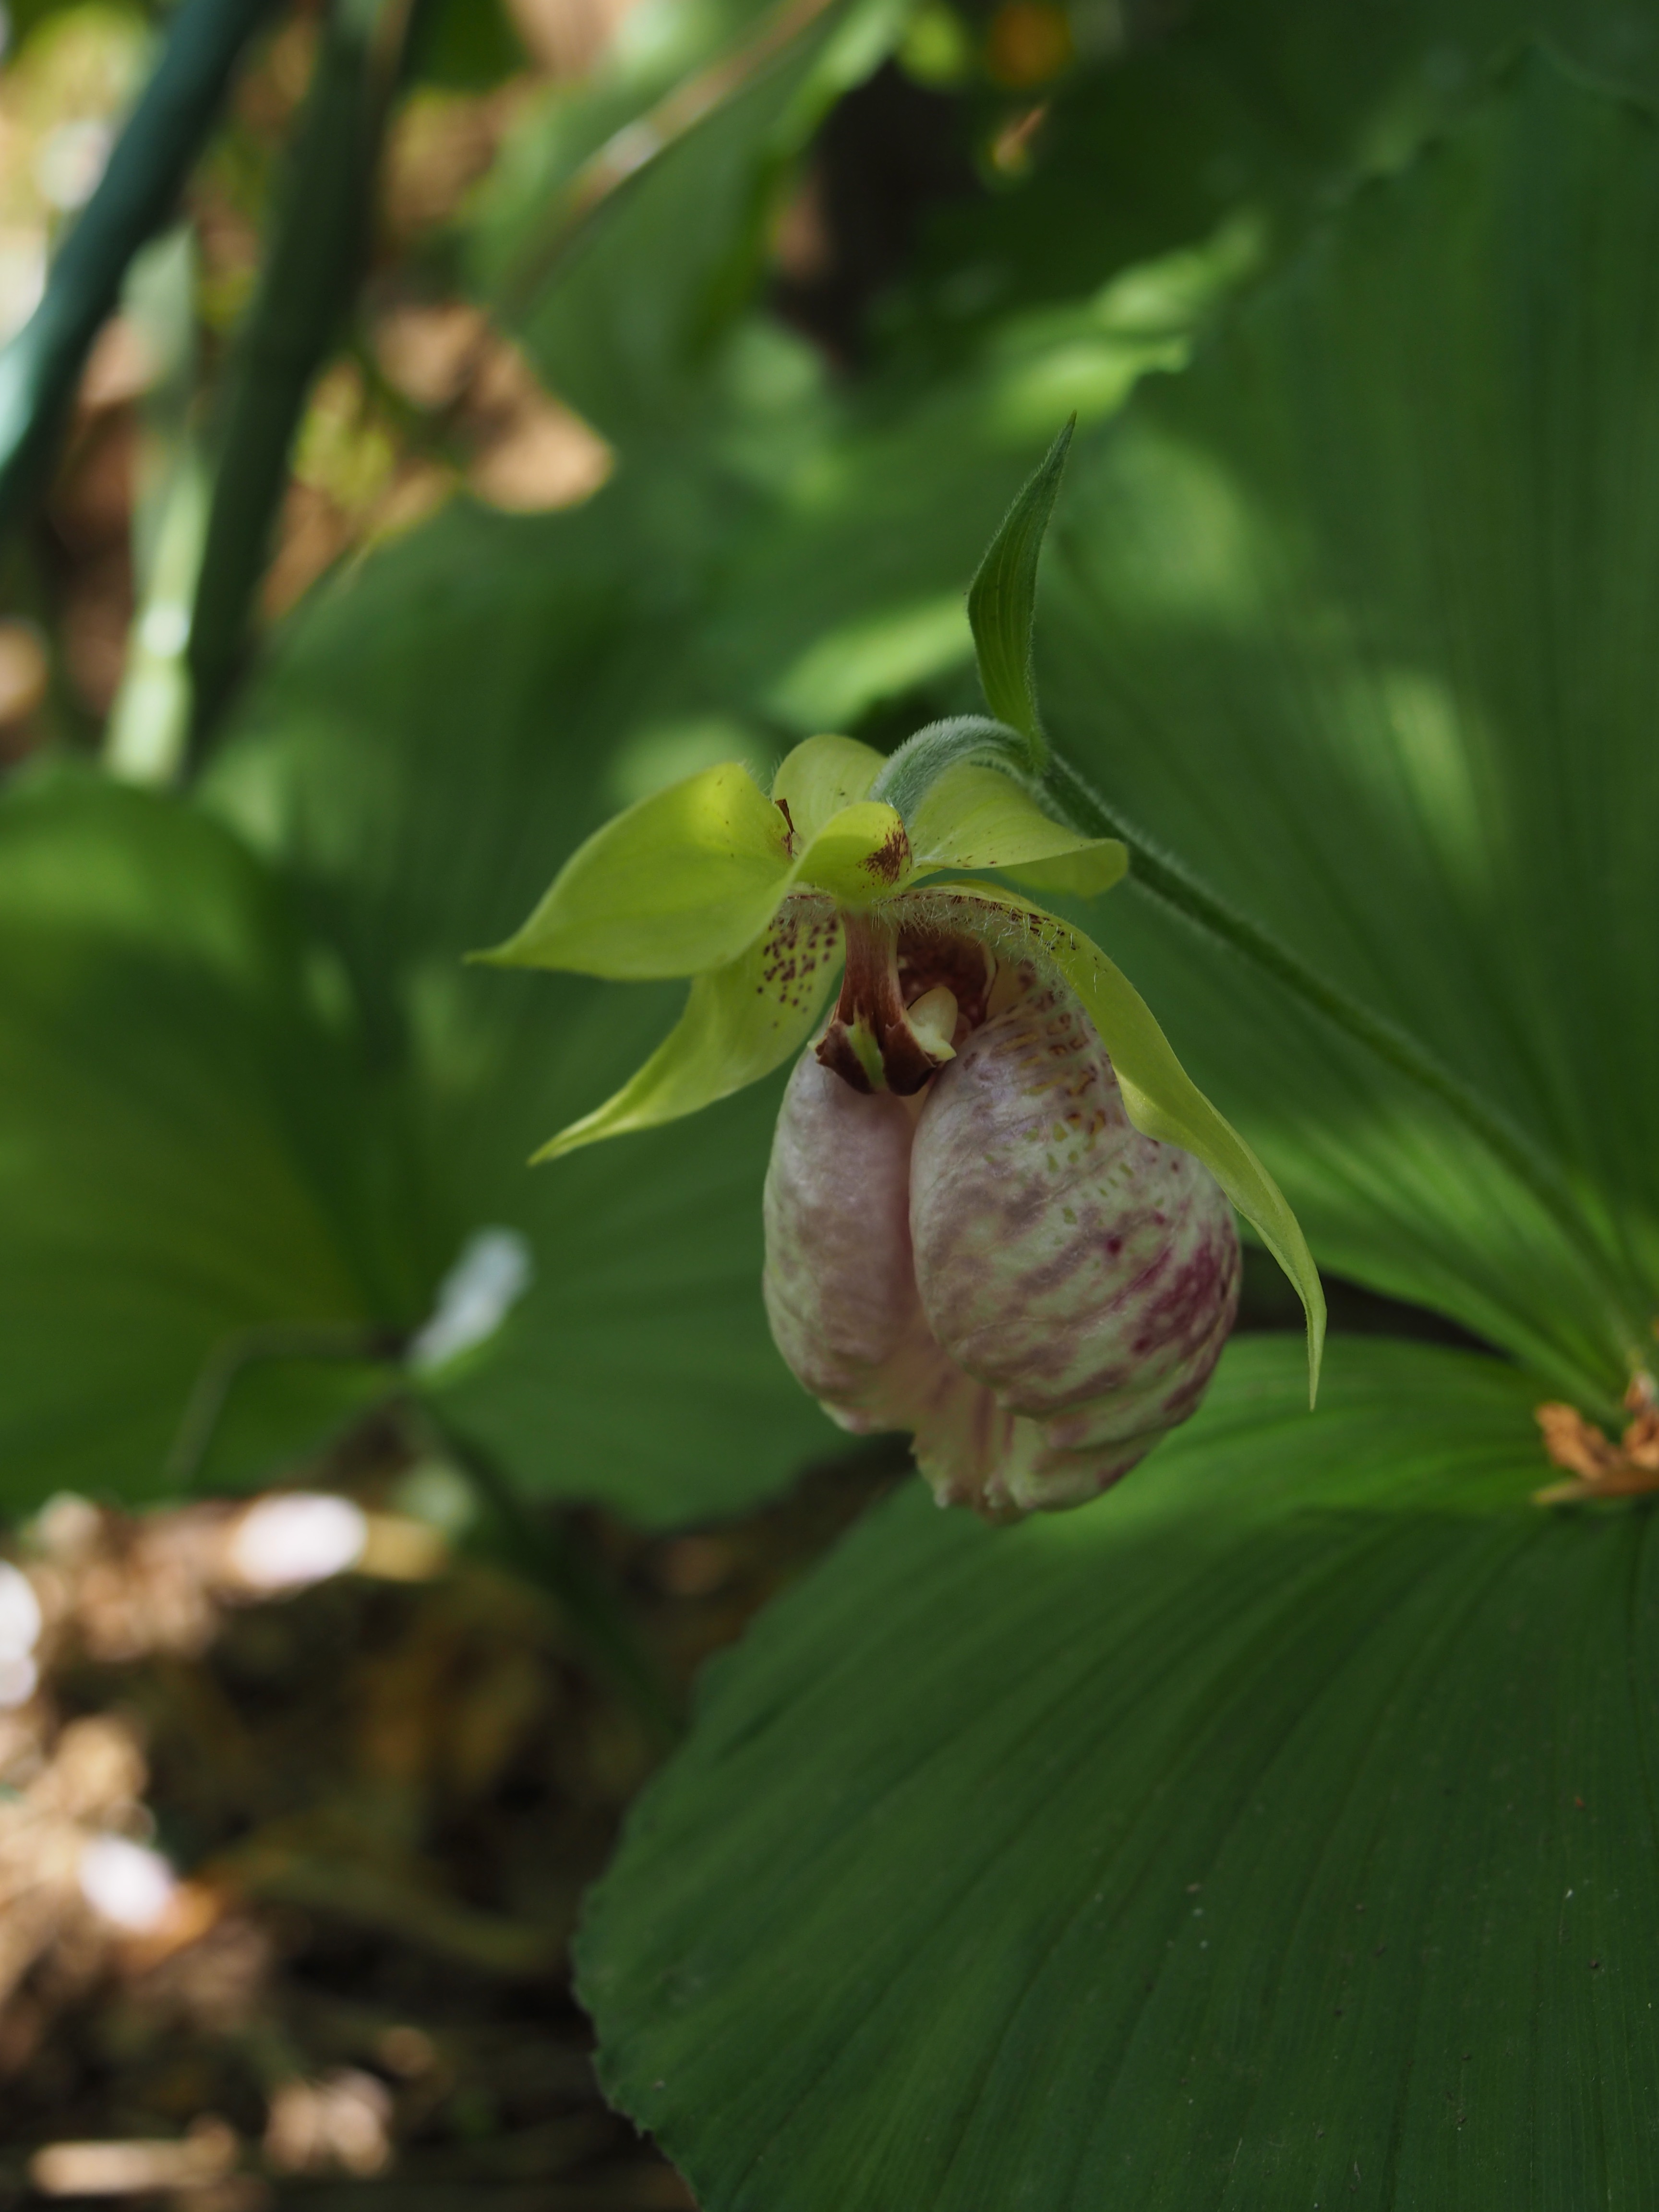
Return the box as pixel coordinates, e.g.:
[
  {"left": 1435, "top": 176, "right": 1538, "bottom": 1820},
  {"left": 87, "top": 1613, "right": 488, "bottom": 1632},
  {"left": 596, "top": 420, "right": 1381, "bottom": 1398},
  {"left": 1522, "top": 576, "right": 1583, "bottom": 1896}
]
[
  {"left": 532, "top": 900, "right": 842, "bottom": 1160},
  {"left": 771, "top": 734, "right": 885, "bottom": 845},
  {"left": 940, "top": 881, "right": 1326, "bottom": 1402},
  {"left": 909, "top": 763, "right": 1127, "bottom": 893},
  {"left": 480, "top": 762, "right": 792, "bottom": 981}
]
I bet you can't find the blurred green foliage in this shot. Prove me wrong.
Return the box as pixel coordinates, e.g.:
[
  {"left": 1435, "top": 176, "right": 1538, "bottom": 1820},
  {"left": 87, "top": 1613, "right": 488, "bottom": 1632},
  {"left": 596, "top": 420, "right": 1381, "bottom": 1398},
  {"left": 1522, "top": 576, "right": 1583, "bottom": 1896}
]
[{"left": 4, "top": 0, "right": 1659, "bottom": 2197}]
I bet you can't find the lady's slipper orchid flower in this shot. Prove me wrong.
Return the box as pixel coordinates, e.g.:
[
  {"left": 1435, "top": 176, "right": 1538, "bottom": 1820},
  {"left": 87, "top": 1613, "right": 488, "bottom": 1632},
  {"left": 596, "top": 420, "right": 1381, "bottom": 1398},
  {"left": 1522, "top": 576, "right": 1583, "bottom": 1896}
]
[
  {"left": 480, "top": 731, "right": 1323, "bottom": 1516},
  {"left": 481, "top": 420, "right": 1322, "bottom": 1517}
]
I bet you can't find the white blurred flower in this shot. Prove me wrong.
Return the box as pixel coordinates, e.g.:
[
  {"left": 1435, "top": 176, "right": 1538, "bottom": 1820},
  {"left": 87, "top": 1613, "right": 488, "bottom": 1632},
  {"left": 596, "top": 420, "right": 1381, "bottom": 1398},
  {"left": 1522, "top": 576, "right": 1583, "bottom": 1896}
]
[
  {"left": 0, "top": 1559, "right": 42, "bottom": 1706},
  {"left": 406, "top": 1226, "right": 533, "bottom": 1372},
  {"left": 79, "top": 1834, "right": 178, "bottom": 1932},
  {"left": 225, "top": 1494, "right": 367, "bottom": 1594},
  {"left": 0, "top": 1558, "right": 41, "bottom": 1655}
]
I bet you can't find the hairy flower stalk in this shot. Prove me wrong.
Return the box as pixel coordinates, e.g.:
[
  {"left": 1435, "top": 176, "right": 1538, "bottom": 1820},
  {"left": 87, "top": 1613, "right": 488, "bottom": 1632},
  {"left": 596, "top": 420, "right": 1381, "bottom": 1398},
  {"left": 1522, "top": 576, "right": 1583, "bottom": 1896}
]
[
  {"left": 480, "top": 424, "right": 1322, "bottom": 1518},
  {"left": 764, "top": 904, "right": 1240, "bottom": 1517}
]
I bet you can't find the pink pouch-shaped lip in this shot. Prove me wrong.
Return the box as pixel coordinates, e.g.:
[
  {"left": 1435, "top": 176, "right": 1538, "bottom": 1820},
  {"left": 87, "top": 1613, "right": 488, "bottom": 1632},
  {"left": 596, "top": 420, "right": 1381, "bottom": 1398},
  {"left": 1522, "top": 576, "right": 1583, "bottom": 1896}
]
[{"left": 762, "top": 909, "right": 1240, "bottom": 1520}]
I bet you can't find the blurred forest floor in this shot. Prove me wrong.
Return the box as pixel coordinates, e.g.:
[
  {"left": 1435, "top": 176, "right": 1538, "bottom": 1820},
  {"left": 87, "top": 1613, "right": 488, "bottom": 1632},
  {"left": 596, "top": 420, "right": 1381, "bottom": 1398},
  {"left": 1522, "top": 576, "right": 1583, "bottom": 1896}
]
[
  {"left": 0, "top": 1, "right": 917, "bottom": 2200},
  {"left": 0, "top": 1407, "right": 902, "bottom": 2208}
]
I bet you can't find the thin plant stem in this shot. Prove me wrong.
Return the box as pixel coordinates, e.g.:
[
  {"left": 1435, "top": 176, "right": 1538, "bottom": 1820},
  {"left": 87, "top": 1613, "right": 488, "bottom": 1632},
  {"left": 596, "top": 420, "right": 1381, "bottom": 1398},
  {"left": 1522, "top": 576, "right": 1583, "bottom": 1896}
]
[
  {"left": 441, "top": 1424, "right": 684, "bottom": 1746},
  {"left": 0, "top": 0, "right": 277, "bottom": 536},
  {"left": 165, "top": 1320, "right": 405, "bottom": 1488}
]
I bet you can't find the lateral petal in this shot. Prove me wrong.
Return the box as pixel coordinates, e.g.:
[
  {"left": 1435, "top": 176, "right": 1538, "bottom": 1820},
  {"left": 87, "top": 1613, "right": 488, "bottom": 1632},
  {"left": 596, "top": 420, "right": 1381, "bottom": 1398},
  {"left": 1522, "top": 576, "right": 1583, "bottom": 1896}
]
[{"left": 533, "top": 898, "right": 842, "bottom": 1160}]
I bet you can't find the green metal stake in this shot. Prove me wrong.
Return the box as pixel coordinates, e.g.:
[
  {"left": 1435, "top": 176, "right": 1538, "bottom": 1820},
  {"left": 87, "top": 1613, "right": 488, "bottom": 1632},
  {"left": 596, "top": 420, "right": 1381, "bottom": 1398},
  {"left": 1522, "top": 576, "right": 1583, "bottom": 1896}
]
[
  {"left": 185, "top": 0, "right": 421, "bottom": 761},
  {"left": 0, "top": 0, "right": 278, "bottom": 537}
]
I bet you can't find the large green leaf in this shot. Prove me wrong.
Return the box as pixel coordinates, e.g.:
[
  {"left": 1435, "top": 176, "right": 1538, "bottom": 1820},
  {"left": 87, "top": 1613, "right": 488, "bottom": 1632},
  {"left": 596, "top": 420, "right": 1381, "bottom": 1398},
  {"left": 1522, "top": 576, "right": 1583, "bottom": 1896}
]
[
  {"left": 1038, "top": 55, "right": 1659, "bottom": 1414},
  {"left": 471, "top": 0, "right": 910, "bottom": 438},
  {"left": 205, "top": 491, "right": 840, "bottom": 1525},
  {"left": 580, "top": 1334, "right": 1659, "bottom": 2205},
  {"left": 0, "top": 766, "right": 410, "bottom": 1507},
  {"left": 902, "top": 0, "right": 1659, "bottom": 359}
]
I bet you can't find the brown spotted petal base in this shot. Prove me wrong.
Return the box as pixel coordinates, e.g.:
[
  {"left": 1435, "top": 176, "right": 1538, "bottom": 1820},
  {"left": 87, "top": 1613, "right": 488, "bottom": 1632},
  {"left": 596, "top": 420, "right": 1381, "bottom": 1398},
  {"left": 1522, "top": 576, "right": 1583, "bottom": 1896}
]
[{"left": 762, "top": 900, "right": 1240, "bottom": 1519}]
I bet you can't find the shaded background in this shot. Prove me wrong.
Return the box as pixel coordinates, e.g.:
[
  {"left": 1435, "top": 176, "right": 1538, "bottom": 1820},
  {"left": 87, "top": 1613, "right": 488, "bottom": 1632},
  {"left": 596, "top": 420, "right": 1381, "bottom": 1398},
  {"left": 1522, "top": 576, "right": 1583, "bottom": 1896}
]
[{"left": 1, "top": 0, "right": 1650, "bottom": 2203}]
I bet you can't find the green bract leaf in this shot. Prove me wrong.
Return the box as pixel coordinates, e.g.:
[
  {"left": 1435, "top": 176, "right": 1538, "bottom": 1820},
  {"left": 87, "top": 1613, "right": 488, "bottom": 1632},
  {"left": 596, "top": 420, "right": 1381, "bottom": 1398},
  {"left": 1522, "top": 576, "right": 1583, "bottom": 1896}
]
[
  {"left": 909, "top": 760, "right": 1126, "bottom": 890},
  {"left": 479, "top": 760, "right": 791, "bottom": 981},
  {"left": 771, "top": 733, "right": 884, "bottom": 844},
  {"left": 535, "top": 901, "right": 841, "bottom": 1160},
  {"left": 965, "top": 416, "right": 1073, "bottom": 766},
  {"left": 940, "top": 881, "right": 1323, "bottom": 1398},
  {"left": 581, "top": 1337, "right": 1652, "bottom": 2212}
]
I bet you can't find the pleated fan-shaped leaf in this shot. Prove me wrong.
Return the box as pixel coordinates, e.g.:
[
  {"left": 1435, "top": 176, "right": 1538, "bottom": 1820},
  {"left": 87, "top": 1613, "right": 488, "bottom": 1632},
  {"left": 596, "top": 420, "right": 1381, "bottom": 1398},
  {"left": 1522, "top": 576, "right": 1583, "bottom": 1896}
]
[
  {"left": 1042, "top": 52, "right": 1659, "bottom": 1411},
  {"left": 580, "top": 1335, "right": 1659, "bottom": 2209},
  {"left": 908, "top": 0, "right": 1659, "bottom": 349}
]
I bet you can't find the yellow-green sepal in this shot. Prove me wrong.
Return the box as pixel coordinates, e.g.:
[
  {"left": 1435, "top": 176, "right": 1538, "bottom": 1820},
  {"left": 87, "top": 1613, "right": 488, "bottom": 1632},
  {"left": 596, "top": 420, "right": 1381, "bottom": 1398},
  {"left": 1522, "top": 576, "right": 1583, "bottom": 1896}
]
[
  {"left": 943, "top": 881, "right": 1326, "bottom": 1403},
  {"left": 478, "top": 762, "right": 792, "bottom": 981},
  {"left": 772, "top": 734, "right": 885, "bottom": 843},
  {"left": 909, "top": 763, "right": 1127, "bottom": 894},
  {"left": 533, "top": 900, "right": 842, "bottom": 1161}
]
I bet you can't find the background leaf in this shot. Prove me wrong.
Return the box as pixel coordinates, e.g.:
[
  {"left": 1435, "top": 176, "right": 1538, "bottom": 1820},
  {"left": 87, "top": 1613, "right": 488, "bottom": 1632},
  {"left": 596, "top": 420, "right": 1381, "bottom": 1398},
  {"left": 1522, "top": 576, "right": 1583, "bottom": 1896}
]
[
  {"left": 471, "top": 0, "right": 912, "bottom": 440},
  {"left": 205, "top": 491, "right": 841, "bottom": 1524},
  {"left": 900, "top": 0, "right": 1659, "bottom": 361},
  {"left": 0, "top": 766, "right": 406, "bottom": 1506},
  {"left": 580, "top": 1334, "right": 1659, "bottom": 2207}
]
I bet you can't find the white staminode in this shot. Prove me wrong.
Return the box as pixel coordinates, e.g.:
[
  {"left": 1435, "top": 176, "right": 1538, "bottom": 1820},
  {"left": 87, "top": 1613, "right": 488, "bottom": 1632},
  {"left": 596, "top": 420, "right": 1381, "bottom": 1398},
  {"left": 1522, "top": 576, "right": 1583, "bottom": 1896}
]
[
  {"left": 0, "top": 1559, "right": 42, "bottom": 1708},
  {"left": 406, "top": 1226, "right": 534, "bottom": 1373},
  {"left": 227, "top": 1493, "right": 368, "bottom": 1593},
  {"left": 79, "top": 1835, "right": 179, "bottom": 1932}
]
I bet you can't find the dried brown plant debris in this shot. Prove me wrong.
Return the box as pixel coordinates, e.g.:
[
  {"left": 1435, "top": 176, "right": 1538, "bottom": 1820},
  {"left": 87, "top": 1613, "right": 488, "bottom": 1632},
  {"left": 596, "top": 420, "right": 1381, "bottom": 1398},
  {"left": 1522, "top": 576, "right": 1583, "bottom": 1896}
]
[{"left": 1535, "top": 1372, "right": 1659, "bottom": 1503}]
